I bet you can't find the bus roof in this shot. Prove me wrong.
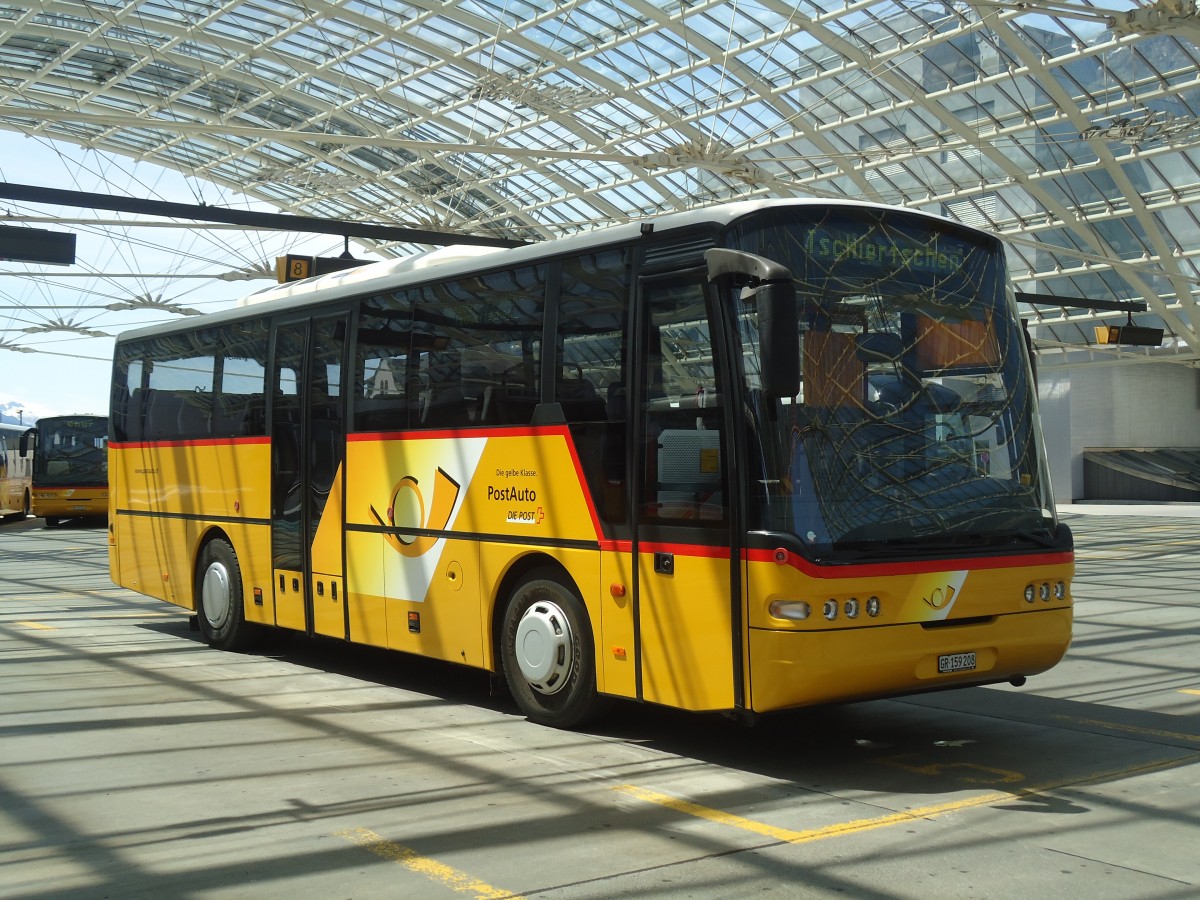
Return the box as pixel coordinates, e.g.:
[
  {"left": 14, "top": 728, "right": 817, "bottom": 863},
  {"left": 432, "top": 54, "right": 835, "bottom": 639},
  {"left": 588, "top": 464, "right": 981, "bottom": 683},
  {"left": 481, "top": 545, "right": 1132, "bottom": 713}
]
[{"left": 113, "top": 197, "right": 974, "bottom": 345}]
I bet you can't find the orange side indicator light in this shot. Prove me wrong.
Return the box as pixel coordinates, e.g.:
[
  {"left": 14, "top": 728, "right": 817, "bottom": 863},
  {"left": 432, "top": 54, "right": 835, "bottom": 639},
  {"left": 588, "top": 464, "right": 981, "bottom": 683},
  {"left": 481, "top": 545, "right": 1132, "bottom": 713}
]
[
  {"left": 612, "top": 646, "right": 627, "bottom": 660},
  {"left": 610, "top": 583, "right": 627, "bottom": 598}
]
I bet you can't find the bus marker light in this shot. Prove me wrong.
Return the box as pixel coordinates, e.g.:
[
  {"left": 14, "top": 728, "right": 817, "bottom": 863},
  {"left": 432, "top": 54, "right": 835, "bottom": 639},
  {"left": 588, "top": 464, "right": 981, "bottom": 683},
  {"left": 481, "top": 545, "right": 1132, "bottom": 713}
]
[
  {"left": 610, "top": 583, "right": 626, "bottom": 598},
  {"left": 769, "top": 600, "right": 810, "bottom": 621},
  {"left": 408, "top": 611, "right": 421, "bottom": 634},
  {"left": 613, "top": 646, "right": 627, "bottom": 659},
  {"left": 774, "top": 548, "right": 788, "bottom": 564}
]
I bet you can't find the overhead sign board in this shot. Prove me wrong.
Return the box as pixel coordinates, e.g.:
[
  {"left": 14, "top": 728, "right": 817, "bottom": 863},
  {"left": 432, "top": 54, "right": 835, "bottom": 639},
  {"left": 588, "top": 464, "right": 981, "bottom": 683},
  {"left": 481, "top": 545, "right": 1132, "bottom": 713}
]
[
  {"left": 275, "top": 254, "right": 367, "bottom": 283},
  {"left": 0, "top": 224, "right": 76, "bottom": 265}
]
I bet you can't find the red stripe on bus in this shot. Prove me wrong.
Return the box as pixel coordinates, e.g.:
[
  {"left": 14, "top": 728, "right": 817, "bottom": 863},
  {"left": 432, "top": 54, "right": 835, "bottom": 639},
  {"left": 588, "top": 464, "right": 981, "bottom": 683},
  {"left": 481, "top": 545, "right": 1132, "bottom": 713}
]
[
  {"left": 594, "top": 542, "right": 1070, "bottom": 577},
  {"left": 108, "top": 436, "right": 270, "bottom": 450},
  {"left": 558, "top": 429, "right": 605, "bottom": 540},
  {"left": 347, "top": 425, "right": 555, "bottom": 441},
  {"left": 744, "top": 546, "right": 1073, "bottom": 578}
]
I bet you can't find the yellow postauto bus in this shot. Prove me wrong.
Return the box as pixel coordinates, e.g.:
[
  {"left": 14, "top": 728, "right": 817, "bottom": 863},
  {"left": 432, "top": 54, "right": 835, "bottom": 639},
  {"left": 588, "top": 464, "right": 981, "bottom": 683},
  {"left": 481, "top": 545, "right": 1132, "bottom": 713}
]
[
  {"left": 30, "top": 414, "right": 109, "bottom": 527},
  {"left": 108, "top": 199, "right": 1073, "bottom": 727},
  {"left": 1, "top": 421, "right": 34, "bottom": 521}
]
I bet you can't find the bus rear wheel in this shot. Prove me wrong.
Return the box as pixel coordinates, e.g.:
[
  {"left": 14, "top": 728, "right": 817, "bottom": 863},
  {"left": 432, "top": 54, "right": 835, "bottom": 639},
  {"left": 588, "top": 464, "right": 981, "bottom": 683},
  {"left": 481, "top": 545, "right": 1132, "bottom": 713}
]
[
  {"left": 501, "top": 571, "right": 602, "bottom": 728},
  {"left": 196, "top": 538, "right": 258, "bottom": 651}
]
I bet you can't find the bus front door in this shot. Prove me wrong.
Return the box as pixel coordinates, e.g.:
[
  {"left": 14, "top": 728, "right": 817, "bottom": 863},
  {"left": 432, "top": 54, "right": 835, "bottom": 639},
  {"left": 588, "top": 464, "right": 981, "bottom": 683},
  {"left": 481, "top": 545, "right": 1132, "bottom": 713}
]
[
  {"left": 630, "top": 273, "right": 741, "bottom": 712},
  {"left": 270, "top": 315, "right": 349, "bottom": 639}
]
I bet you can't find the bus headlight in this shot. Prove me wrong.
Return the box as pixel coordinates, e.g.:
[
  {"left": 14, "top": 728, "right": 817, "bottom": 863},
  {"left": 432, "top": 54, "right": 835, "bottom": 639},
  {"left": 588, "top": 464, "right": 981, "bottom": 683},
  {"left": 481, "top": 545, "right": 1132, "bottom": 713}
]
[
  {"left": 1054, "top": 581, "right": 1067, "bottom": 600},
  {"left": 1024, "top": 585, "right": 1036, "bottom": 603},
  {"left": 769, "top": 600, "right": 811, "bottom": 621},
  {"left": 822, "top": 599, "right": 839, "bottom": 621},
  {"left": 844, "top": 598, "right": 860, "bottom": 618}
]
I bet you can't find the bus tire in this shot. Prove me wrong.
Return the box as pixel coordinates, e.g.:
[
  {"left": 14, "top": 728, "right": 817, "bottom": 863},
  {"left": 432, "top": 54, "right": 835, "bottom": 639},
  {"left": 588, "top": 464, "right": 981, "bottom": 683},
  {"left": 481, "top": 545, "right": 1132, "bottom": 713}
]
[
  {"left": 196, "top": 538, "right": 259, "bottom": 652},
  {"left": 501, "top": 570, "right": 603, "bottom": 728}
]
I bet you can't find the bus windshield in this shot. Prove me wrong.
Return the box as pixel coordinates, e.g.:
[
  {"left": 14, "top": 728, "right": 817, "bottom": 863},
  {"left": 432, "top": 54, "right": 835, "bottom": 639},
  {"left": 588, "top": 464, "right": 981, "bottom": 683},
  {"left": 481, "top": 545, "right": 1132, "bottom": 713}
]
[
  {"left": 729, "top": 207, "right": 1055, "bottom": 557},
  {"left": 34, "top": 416, "right": 108, "bottom": 487}
]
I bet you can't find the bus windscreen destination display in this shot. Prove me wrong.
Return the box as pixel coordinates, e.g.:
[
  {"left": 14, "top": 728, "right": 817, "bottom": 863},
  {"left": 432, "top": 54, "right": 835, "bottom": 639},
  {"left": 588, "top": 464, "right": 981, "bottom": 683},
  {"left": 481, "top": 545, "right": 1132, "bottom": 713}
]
[{"left": 800, "top": 226, "right": 968, "bottom": 277}]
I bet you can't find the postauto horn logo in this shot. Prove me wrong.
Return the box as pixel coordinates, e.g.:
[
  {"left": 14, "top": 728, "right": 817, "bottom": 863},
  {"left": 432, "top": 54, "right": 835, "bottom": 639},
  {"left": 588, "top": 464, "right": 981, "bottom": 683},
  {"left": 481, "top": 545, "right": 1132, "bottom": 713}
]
[{"left": 370, "top": 468, "right": 462, "bottom": 557}]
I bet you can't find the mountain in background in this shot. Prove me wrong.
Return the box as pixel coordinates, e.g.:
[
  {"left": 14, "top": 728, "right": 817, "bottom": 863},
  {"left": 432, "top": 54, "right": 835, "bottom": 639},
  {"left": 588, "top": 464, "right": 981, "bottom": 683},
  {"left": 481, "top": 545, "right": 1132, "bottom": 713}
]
[{"left": 0, "top": 400, "right": 38, "bottom": 427}]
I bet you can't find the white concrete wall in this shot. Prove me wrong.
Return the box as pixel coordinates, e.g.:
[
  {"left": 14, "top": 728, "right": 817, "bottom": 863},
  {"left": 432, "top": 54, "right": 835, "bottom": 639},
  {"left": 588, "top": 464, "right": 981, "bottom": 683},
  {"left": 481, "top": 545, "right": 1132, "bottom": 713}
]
[
  {"left": 1036, "top": 369, "right": 1073, "bottom": 504},
  {"left": 1038, "top": 363, "right": 1200, "bottom": 501}
]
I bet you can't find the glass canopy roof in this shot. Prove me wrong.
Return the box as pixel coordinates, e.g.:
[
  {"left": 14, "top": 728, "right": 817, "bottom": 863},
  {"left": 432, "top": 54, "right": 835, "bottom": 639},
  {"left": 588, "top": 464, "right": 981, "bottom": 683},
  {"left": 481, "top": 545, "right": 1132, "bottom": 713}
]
[{"left": 2, "top": 0, "right": 1200, "bottom": 373}]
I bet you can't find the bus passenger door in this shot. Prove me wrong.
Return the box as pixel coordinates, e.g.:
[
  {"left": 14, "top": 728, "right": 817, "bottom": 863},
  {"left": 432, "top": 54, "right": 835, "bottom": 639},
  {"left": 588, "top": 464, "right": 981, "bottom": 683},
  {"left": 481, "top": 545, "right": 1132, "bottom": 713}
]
[
  {"left": 270, "top": 315, "right": 349, "bottom": 639},
  {"left": 631, "top": 274, "right": 740, "bottom": 712}
]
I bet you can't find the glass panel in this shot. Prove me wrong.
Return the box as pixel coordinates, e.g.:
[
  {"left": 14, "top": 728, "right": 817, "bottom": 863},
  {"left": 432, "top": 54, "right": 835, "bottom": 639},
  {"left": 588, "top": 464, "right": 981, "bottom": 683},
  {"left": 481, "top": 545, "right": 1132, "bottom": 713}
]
[
  {"left": 411, "top": 264, "right": 547, "bottom": 428},
  {"left": 33, "top": 417, "right": 108, "bottom": 486},
  {"left": 729, "top": 206, "right": 1055, "bottom": 556},
  {"left": 639, "top": 276, "right": 727, "bottom": 527},
  {"left": 271, "top": 323, "right": 305, "bottom": 571},
  {"left": 558, "top": 247, "right": 630, "bottom": 524}
]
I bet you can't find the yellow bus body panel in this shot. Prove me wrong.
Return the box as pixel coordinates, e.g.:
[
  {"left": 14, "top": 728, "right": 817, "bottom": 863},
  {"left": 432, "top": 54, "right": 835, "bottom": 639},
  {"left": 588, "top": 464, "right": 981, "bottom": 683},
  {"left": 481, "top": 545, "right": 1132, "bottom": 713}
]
[
  {"left": 32, "top": 488, "right": 108, "bottom": 520},
  {"left": 111, "top": 426, "right": 1074, "bottom": 718},
  {"left": 749, "top": 607, "right": 1073, "bottom": 711},
  {"left": 343, "top": 429, "right": 602, "bottom": 671},
  {"left": 110, "top": 439, "right": 272, "bottom": 615},
  {"left": 745, "top": 552, "right": 1074, "bottom": 712},
  {"left": 598, "top": 550, "right": 637, "bottom": 700},
  {"left": 637, "top": 548, "right": 735, "bottom": 711}
]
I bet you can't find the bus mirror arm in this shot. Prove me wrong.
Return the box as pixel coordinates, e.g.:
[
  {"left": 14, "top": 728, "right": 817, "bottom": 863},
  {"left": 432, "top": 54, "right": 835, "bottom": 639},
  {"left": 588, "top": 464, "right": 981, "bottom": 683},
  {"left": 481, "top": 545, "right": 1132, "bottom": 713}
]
[
  {"left": 704, "top": 247, "right": 792, "bottom": 285},
  {"left": 704, "top": 249, "right": 800, "bottom": 400}
]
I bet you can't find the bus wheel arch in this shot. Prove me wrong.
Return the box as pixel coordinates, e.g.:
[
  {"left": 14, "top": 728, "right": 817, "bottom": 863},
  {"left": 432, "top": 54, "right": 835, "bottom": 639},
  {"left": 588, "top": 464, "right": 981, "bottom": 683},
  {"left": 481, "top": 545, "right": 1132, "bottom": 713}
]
[
  {"left": 495, "top": 558, "right": 605, "bottom": 728},
  {"left": 194, "top": 531, "right": 259, "bottom": 652}
]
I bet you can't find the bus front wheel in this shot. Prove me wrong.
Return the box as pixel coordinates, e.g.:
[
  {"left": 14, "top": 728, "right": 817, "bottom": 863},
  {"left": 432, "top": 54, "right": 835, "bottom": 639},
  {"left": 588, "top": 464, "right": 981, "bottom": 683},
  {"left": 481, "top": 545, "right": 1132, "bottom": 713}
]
[
  {"left": 196, "top": 538, "right": 258, "bottom": 652},
  {"left": 501, "top": 571, "right": 603, "bottom": 728}
]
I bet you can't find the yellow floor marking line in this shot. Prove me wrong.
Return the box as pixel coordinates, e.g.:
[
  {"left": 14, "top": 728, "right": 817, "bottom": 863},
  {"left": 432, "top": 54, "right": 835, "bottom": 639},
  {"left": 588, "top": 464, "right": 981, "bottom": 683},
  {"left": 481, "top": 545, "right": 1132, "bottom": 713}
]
[
  {"left": 615, "top": 753, "right": 1199, "bottom": 846},
  {"left": 1054, "top": 714, "right": 1200, "bottom": 744},
  {"left": 15, "top": 621, "right": 55, "bottom": 630},
  {"left": 614, "top": 783, "right": 1010, "bottom": 845},
  {"left": 1181, "top": 689, "right": 1200, "bottom": 697},
  {"left": 337, "top": 827, "right": 523, "bottom": 899}
]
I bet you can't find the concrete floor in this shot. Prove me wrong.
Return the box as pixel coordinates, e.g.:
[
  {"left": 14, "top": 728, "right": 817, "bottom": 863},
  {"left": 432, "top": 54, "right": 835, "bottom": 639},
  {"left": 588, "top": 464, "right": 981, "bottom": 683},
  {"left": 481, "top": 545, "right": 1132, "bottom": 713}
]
[{"left": 1, "top": 509, "right": 1197, "bottom": 899}]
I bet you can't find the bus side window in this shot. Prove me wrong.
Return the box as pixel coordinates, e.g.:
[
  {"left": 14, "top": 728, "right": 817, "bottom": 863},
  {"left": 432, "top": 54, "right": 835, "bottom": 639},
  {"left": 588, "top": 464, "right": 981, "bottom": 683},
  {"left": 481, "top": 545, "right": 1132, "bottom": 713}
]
[
  {"left": 411, "top": 265, "right": 546, "bottom": 429},
  {"left": 556, "top": 247, "right": 630, "bottom": 524},
  {"left": 639, "top": 279, "right": 728, "bottom": 526},
  {"left": 355, "top": 291, "right": 415, "bottom": 432}
]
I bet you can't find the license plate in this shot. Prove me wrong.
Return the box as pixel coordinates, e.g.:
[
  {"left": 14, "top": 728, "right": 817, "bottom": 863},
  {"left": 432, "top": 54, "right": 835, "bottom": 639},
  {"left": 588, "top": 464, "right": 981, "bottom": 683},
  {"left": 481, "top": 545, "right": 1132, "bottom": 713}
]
[{"left": 938, "top": 652, "right": 976, "bottom": 674}]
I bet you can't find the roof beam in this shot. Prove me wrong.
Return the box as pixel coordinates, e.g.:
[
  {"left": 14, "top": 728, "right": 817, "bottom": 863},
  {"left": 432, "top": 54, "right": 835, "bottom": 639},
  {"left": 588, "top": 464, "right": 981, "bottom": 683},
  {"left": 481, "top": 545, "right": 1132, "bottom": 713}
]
[{"left": 0, "top": 181, "right": 524, "bottom": 248}]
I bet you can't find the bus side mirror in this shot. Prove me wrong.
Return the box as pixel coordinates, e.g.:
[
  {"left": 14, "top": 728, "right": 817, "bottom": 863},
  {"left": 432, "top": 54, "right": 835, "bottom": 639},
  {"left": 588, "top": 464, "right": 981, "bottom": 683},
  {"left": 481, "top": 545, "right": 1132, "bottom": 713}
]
[
  {"left": 753, "top": 281, "right": 800, "bottom": 400},
  {"left": 704, "top": 248, "right": 800, "bottom": 400},
  {"left": 18, "top": 429, "right": 34, "bottom": 457}
]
